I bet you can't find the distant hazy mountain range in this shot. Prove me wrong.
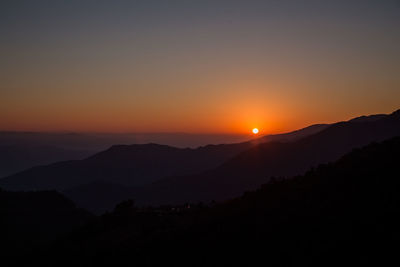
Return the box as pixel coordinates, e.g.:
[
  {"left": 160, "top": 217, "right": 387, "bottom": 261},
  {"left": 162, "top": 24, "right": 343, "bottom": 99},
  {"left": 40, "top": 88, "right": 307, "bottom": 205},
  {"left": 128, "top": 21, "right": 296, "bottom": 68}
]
[
  {"left": 0, "top": 123, "right": 328, "bottom": 189},
  {"left": 0, "top": 144, "right": 94, "bottom": 177},
  {"left": 133, "top": 110, "right": 400, "bottom": 205},
  {"left": 1, "top": 129, "right": 315, "bottom": 177},
  {"left": 1, "top": 110, "right": 399, "bottom": 213},
  {"left": 0, "top": 132, "right": 253, "bottom": 177}
]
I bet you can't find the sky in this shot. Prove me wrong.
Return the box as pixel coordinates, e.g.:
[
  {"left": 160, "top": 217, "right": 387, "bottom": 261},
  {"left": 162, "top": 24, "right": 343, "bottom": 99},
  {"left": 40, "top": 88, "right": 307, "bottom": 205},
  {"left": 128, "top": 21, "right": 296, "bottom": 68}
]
[{"left": 1, "top": 0, "right": 399, "bottom": 135}]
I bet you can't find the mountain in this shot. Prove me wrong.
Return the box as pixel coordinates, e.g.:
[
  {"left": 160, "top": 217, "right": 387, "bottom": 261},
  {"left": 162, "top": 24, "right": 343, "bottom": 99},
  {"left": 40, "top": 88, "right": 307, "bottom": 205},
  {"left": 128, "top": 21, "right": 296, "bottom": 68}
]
[
  {"left": 347, "top": 113, "right": 387, "bottom": 123},
  {"left": 3, "top": 109, "right": 399, "bottom": 214},
  {"left": 0, "top": 131, "right": 251, "bottom": 150},
  {"left": 63, "top": 109, "right": 400, "bottom": 213},
  {"left": 0, "top": 131, "right": 263, "bottom": 177},
  {"left": 0, "top": 143, "right": 252, "bottom": 191},
  {"left": 0, "top": 123, "right": 328, "bottom": 192},
  {"left": 129, "top": 109, "right": 400, "bottom": 205},
  {"left": 0, "top": 144, "right": 94, "bottom": 177},
  {"left": 258, "top": 123, "right": 329, "bottom": 142},
  {"left": 27, "top": 136, "right": 400, "bottom": 266}
]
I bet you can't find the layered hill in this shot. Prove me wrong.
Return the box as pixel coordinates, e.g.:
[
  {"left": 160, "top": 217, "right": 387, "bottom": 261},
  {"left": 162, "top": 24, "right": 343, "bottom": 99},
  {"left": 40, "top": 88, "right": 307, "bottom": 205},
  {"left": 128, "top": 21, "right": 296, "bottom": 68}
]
[
  {"left": 0, "top": 124, "right": 328, "bottom": 191},
  {"left": 132, "top": 109, "right": 400, "bottom": 205},
  {"left": 64, "top": 110, "right": 400, "bottom": 212},
  {"left": 29, "top": 136, "right": 400, "bottom": 267},
  {"left": 0, "top": 144, "right": 94, "bottom": 177},
  {"left": 2, "top": 110, "right": 399, "bottom": 214}
]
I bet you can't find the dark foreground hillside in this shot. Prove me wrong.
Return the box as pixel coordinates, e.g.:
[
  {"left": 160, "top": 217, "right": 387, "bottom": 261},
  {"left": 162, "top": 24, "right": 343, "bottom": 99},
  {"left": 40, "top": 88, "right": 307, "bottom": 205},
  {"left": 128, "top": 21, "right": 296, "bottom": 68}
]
[
  {"left": 0, "top": 190, "right": 93, "bottom": 266},
  {"left": 23, "top": 136, "right": 400, "bottom": 266}
]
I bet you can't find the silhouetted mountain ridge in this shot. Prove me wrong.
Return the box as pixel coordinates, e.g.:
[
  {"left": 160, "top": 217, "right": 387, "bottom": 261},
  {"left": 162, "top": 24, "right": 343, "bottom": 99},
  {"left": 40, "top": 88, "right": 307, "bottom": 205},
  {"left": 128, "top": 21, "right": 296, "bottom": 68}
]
[
  {"left": 28, "top": 136, "right": 400, "bottom": 267},
  {"left": 2, "top": 109, "right": 399, "bottom": 213},
  {"left": 258, "top": 123, "right": 329, "bottom": 142},
  {"left": 62, "top": 109, "right": 400, "bottom": 212},
  {"left": 348, "top": 114, "right": 386, "bottom": 123},
  {"left": 121, "top": 108, "right": 400, "bottom": 206},
  {"left": 0, "top": 144, "right": 94, "bottom": 177},
  {"left": 0, "top": 123, "right": 329, "bottom": 191}
]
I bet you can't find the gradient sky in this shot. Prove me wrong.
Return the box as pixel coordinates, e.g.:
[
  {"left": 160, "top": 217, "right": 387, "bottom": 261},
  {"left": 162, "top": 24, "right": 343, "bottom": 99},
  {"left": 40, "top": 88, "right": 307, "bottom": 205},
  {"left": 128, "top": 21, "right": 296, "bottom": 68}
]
[{"left": 1, "top": 0, "right": 399, "bottom": 134}]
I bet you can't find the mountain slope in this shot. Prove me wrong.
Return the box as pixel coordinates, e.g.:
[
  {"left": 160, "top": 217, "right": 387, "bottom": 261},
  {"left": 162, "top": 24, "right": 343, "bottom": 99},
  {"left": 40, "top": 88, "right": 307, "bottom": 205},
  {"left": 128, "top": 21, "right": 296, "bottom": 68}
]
[
  {"left": 129, "top": 109, "right": 400, "bottom": 205},
  {"left": 0, "top": 143, "right": 252, "bottom": 191},
  {"left": 0, "top": 144, "right": 94, "bottom": 177},
  {"left": 64, "top": 109, "right": 400, "bottom": 212},
  {"left": 258, "top": 123, "right": 329, "bottom": 142},
  {"left": 0, "top": 188, "right": 92, "bottom": 264},
  {"left": 0, "top": 123, "right": 328, "bottom": 191},
  {"left": 31, "top": 136, "right": 400, "bottom": 267}
]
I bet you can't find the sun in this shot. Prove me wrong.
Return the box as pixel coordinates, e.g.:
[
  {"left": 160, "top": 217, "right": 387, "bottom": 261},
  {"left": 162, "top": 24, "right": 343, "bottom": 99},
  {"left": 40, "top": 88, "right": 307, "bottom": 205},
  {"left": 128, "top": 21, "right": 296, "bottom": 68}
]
[{"left": 252, "top": 128, "right": 259, "bottom": 134}]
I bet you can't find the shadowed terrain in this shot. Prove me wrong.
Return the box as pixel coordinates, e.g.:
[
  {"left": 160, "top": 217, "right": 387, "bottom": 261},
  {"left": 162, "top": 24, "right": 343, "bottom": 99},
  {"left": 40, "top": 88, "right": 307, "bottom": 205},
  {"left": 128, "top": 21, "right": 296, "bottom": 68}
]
[
  {"left": 0, "top": 123, "right": 328, "bottom": 191},
  {"left": 0, "top": 189, "right": 92, "bottom": 265},
  {"left": 65, "top": 110, "right": 400, "bottom": 212},
  {"left": 2, "top": 110, "right": 399, "bottom": 214},
  {"left": 17, "top": 136, "right": 400, "bottom": 267}
]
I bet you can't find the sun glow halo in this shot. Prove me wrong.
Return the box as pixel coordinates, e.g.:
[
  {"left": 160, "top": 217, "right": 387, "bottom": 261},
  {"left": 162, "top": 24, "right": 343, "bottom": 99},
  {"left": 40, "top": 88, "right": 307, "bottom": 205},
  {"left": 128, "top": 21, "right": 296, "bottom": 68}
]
[{"left": 252, "top": 128, "right": 259, "bottom": 134}]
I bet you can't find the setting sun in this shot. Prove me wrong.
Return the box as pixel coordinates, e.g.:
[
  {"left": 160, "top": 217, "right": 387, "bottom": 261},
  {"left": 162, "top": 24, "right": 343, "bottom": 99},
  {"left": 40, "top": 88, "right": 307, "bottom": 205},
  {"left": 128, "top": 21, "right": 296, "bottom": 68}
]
[{"left": 252, "top": 128, "right": 259, "bottom": 134}]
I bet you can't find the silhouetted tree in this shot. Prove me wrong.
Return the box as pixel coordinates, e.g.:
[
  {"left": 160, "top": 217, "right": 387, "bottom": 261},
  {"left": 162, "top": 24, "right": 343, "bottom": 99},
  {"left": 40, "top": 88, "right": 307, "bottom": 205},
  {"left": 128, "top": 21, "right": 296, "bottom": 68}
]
[{"left": 113, "top": 199, "right": 136, "bottom": 215}]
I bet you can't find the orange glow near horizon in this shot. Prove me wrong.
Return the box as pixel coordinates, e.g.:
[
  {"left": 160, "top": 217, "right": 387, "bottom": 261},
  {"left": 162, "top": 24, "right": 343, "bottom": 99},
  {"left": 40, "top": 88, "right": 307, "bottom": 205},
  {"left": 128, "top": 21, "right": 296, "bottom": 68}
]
[
  {"left": 1, "top": 90, "right": 398, "bottom": 136},
  {"left": 1, "top": 99, "right": 397, "bottom": 136},
  {"left": 1, "top": 1, "right": 400, "bottom": 136}
]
